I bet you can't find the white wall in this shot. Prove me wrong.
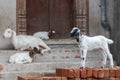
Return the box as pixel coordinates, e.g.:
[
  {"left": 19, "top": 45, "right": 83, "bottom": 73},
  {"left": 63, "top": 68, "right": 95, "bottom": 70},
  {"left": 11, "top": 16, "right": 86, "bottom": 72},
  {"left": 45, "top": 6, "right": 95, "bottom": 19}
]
[{"left": 0, "top": 0, "right": 16, "bottom": 49}]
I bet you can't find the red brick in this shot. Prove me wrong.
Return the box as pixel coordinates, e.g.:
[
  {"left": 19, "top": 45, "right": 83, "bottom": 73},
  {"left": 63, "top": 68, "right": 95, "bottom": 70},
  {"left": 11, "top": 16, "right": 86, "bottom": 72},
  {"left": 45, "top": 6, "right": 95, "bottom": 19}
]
[
  {"left": 75, "top": 78, "right": 81, "bottom": 80},
  {"left": 67, "top": 68, "right": 75, "bottom": 78},
  {"left": 56, "top": 68, "right": 62, "bottom": 76},
  {"left": 18, "top": 76, "right": 66, "bottom": 80},
  {"left": 0, "top": 65, "right": 3, "bottom": 71},
  {"left": 74, "top": 55, "right": 81, "bottom": 58},
  {"left": 56, "top": 68, "right": 78, "bottom": 78},
  {"left": 93, "top": 68, "right": 104, "bottom": 79},
  {"left": 115, "top": 67, "right": 120, "bottom": 78},
  {"left": 93, "top": 79, "right": 105, "bottom": 80},
  {"left": 97, "top": 68, "right": 104, "bottom": 79},
  {"left": 56, "top": 68, "right": 70, "bottom": 77},
  {"left": 86, "top": 68, "right": 93, "bottom": 78},
  {"left": 109, "top": 77, "right": 116, "bottom": 80},
  {"left": 65, "top": 49, "right": 71, "bottom": 52},
  {"left": 61, "top": 77, "right": 67, "bottom": 80},
  {"left": 18, "top": 76, "right": 43, "bottom": 80},
  {"left": 80, "top": 69, "right": 87, "bottom": 79},
  {"left": 68, "top": 78, "right": 81, "bottom": 80},
  {"left": 109, "top": 68, "right": 117, "bottom": 78},
  {"left": 42, "top": 77, "right": 62, "bottom": 80},
  {"left": 87, "top": 78, "right": 92, "bottom": 80},
  {"left": 81, "top": 79, "right": 87, "bottom": 80},
  {"left": 115, "top": 78, "right": 120, "bottom": 80},
  {"left": 93, "top": 68, "right": 98, "bottom": 78},
  {"left": 103, "top": 68, "right": 110, "bottom": 78},
  {"left": 65, "top": 56, "right": 70, "bottom": 58},
  {"left": 73, "top": 68, "right": 80, "bottom": 78},
  {"left": 18, "top": 76, "right": 25, "bottom": 80}
]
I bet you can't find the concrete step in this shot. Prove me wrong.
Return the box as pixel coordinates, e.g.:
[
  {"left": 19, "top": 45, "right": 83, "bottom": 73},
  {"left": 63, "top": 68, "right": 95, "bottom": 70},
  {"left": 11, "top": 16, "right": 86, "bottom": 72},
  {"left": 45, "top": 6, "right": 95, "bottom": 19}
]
[
  {"left": 0, "top": 47, "right": 112, "bottom": 80},
  {"left": 1, "top": 62, "right": 80, "bottom": 72},
  {"left": 0, "top": 49, "right": 103, "bottom": 63},
  {"left": 1, "top": 61, "right": 108, "bottom": 72}
]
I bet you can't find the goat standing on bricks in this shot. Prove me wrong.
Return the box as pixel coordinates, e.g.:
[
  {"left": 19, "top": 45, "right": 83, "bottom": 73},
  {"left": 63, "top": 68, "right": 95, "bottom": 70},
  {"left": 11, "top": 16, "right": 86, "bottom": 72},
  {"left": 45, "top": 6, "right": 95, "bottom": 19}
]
[
  {"left": 3, "top": 28, "right": 51, "bottom": 54},
  {"left": 70, "top": 27, "right": 114, "bottom": 68}
]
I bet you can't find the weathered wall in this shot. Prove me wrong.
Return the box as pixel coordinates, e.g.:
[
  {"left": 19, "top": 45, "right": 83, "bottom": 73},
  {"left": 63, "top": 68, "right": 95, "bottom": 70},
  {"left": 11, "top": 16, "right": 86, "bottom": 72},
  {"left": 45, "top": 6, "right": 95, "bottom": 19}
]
[
  {"left": 89, "top": 0, "right": 106, "bottom": 36},
  {"left": 109, "top": 0, "right": 120, "bottom": 66},
  {"left": 0, "top": 0, "right": 16, "bottom": 49}
]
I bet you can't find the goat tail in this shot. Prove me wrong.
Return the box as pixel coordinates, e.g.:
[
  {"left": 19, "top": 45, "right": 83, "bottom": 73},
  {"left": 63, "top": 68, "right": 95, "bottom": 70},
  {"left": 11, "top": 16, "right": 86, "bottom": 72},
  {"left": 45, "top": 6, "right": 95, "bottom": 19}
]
[{"left": 107, "top": 39, "right": 114, "bottom": 44}]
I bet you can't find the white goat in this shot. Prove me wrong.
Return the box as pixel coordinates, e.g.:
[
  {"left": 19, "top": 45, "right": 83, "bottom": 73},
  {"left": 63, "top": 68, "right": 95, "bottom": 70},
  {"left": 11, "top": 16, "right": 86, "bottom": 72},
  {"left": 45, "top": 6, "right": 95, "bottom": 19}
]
[
  {"left": 33, "top": 31, "right": 49, "bottom": 40},
  {"left": 33, "top": 30, "right": 56, "bottom": 40},
  {"left": 9, "top": 52, "right": 32, "bottom": 64},
  {"left": 9, "top": 47, "right": 40, "bottom": 64},
  {"left": 70, "top": 27, "right": 114, "bottom": 68},
  {"left": 3, "top": 28, "right": 51, "bottom": 53}
]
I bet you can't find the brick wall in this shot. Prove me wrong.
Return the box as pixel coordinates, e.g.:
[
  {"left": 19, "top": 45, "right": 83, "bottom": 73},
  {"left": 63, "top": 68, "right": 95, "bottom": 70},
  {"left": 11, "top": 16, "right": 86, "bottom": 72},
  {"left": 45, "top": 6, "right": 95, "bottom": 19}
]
[{"left": 18, "top": 67, "right": 120, "bottom": 80}]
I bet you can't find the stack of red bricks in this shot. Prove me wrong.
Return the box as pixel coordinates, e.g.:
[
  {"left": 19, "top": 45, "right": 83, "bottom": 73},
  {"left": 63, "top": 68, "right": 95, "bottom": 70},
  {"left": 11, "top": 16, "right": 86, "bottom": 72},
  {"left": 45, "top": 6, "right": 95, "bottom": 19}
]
[
  {"left": 56, "top": 66, "right": 120, "bottom": 80},
  {"left": 18, "top": 67, "right": 120, "bottom": 80}
]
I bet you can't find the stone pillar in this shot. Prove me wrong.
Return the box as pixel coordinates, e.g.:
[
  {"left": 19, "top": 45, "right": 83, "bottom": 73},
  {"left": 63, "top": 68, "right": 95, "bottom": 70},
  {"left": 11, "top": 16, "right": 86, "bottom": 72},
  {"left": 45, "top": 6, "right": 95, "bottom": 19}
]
[
  {"left": 16, "top": 0, "right": 27, "bottom": 35},
  {"left": 75, "top": 0, "right": 89, "bottom": 34}
]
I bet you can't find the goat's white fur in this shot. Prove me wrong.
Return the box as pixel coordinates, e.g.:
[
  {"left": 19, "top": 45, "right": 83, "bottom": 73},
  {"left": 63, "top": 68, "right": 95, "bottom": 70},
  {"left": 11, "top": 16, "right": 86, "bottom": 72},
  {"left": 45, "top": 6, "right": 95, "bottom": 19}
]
[
  {"left": 3, "top": 28, "right": 51, "bottom": 53},
  {"left": 33, "top": 31, "right": 49, "bottom": 40},
  {"left": 70, "top": 27, "right": 114, "bottom": 68},
  {"left": 9, "top": 52, "right": 32, "bottom": 64}
]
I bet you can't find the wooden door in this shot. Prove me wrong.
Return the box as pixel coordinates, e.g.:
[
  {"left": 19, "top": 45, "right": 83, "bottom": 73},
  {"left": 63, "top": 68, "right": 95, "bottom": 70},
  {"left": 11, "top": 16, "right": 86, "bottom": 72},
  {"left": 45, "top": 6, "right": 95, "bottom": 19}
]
[
  {"left": 17, "top": 0, "right": 89, "bottom": 37},
  {"left": 27, "top": 0, "right": 49, "bottom": 35},
  {"left": 49, "top": 0, "right": 74, "bottom": 38},
  {"left": 26, "top": 0, "right": 74, "bottom": 38}
]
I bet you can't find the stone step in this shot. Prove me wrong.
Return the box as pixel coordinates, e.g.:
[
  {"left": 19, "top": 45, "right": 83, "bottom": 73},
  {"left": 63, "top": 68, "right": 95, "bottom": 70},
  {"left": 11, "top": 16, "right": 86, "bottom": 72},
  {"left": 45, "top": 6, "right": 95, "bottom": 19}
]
[
  {"left": 0, "top": 49, "right": 103, "bottom": 63},
  {"left": 0, "top": 44, "right": 114, "bottom": 80},
  {"left": 1, "top": 61, "right": 108, "bottom": 72}
]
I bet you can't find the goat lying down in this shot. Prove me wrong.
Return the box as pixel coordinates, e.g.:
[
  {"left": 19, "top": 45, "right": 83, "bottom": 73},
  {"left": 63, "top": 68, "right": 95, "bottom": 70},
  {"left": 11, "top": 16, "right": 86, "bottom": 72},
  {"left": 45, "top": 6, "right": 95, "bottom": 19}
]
[
  {"left": 3, "top": 28, "right": 51, "bottom": 54},
  {"left": 33, "top": 31, "right": 49, "bottom": 40},
  {"left": 70, "top": 27, "right": 114, "bottom": 68},
  {"left": 9, "top": 47, "right": 40, "bottom": 64},
  {"left": 33, "top": 30, "right": 55, "bottom": 40}
]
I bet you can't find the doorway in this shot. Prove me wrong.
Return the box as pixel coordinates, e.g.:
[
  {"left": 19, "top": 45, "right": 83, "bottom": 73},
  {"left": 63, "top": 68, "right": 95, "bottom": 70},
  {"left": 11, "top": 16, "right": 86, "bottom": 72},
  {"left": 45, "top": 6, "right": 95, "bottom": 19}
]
[{"left": 26, "top": 0, "right": 74, "bottom": 39}]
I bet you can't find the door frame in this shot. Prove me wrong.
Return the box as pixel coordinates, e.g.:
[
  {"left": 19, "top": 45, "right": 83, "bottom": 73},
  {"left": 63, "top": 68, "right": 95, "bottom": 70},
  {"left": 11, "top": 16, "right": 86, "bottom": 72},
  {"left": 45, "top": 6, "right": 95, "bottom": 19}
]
[{"left": 16, "top": 0, "right": 89, "bottom": 36}]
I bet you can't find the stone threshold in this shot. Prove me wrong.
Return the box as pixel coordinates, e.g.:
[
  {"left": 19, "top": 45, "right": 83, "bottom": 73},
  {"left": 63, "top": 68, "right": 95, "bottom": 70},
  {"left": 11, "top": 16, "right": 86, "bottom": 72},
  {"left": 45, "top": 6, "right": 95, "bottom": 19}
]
[{"left": 44, "top": 39, "right": 78, "bottom": 45}]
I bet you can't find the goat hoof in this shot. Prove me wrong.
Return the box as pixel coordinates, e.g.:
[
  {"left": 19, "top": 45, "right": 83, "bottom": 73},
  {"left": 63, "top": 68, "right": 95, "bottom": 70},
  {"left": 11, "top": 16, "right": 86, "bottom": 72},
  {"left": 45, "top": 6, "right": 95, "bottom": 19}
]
[
  {"left": 101, "top": 66, "right": 105, "bottom": 68},
  {"left": 80, "top": 67, "right": 85, "bottom": 69}
]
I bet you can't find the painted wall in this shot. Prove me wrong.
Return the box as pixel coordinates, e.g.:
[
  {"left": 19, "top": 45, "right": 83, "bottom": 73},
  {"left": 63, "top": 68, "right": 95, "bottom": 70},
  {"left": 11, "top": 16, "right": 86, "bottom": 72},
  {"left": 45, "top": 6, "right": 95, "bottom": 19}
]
[
  {"left": 0, "top": 0, "right": 16, "bottom": 49},
  {"left": 89, "top": 0, "right": 106, "bottom": 36},
  {"left": 109, "top": 0, "right": 120, "bottom": 66}
]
